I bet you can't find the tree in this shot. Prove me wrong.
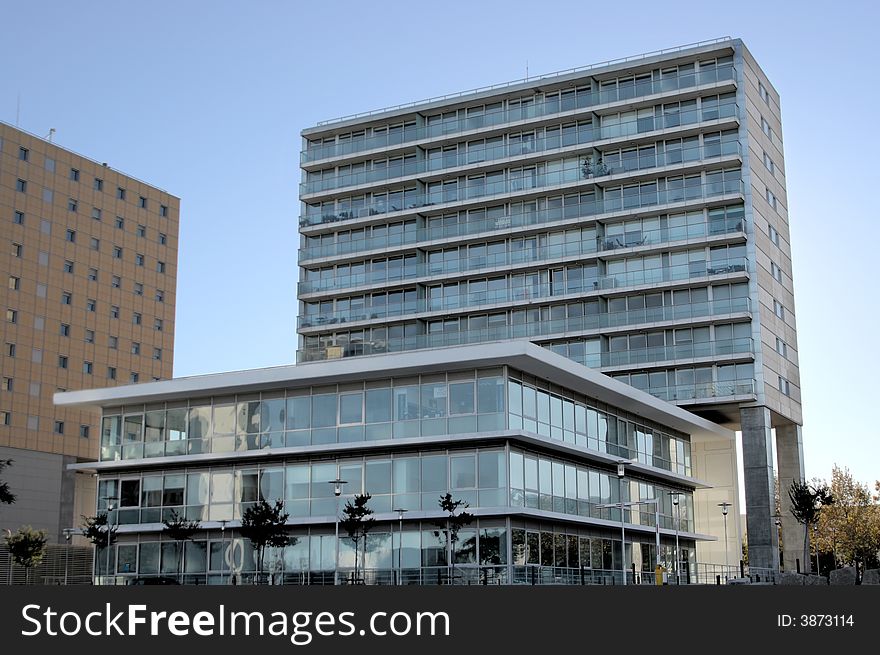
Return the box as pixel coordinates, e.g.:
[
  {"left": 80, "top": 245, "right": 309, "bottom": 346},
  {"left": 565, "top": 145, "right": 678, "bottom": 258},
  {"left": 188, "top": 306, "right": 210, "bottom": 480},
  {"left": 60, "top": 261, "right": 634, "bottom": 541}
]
[
  {"left": 5, "top": 525, "right": 47, "bottom": 584},
  {"left": 434, "top": 493, "right": 473, "bottom": 584},
  {"left": 238, "top": 499, "right": 293, "bottom": 584},
  {"left": 162, "top": 510, "right": 201, "bottom": 583},
  {"left": 788, "top": 480, "right": 833, "bottom": 574},
  {"left": 815, "top": 466, "right": 880, "bottom": 578},
  {"left": 340, "top": 493, "right": 375, "bottom": 584},
  {"left": 0, "top": 459, "right": 16, "bottom": 507},
  {"left": 81, "top": 513, "right": 118, "bottom": 578}
]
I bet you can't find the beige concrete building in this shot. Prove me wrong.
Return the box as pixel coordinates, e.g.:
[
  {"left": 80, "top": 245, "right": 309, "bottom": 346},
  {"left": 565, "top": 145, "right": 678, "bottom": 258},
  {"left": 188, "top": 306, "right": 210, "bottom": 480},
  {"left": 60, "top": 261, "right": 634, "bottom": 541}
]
[{"left": 0, "top": 122, "right": 178, "bottom": 542}]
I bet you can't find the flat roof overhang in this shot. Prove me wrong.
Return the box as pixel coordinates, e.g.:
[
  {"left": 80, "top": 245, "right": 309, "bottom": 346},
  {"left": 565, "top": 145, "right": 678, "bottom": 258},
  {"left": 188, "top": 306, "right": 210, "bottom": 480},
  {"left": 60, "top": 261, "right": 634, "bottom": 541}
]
[{"left": 55, "top": 341, "right": 732, "bottom": 445}]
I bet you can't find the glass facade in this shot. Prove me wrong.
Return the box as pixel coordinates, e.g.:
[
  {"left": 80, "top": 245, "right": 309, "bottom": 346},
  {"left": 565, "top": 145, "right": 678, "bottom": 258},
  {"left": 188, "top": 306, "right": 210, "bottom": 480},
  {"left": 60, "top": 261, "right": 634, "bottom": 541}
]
[{"left": 93, "top": 363, "right": 700, "bottom": 585}]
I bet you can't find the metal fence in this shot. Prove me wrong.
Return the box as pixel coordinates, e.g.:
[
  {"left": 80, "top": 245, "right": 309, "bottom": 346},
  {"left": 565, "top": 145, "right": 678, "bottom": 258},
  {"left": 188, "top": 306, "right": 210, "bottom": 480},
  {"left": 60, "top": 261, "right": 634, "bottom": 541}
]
[{"left": 0, "top": 544, "right": 94, "bottom": 585}]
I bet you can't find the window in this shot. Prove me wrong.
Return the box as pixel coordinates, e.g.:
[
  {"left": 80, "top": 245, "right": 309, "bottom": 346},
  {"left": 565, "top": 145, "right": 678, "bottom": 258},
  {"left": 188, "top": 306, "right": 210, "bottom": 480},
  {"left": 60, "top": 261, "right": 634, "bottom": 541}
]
[
  {"left": 136, "top": 224, "right": 146, "bottom": 237},
  {"left": 12, "top": 243, "right": 22, "bottom": 257},
  {"left": 6, "top": 310, "right": 17, "bottom": 324},
  {"left": 61, "top": 292, "right": 72, "bottom": 305},
  {"left": 86, "top": 299, "right": 96, "bottom": 312},
  {"left": 131, "top": 342, "right": 140, "bottom": 355},
  {"left": 769, "top": 225, "right": 780, "bottom": 247},
  {"left": 63, "top": 260, "right": 74, "bottom": 273},
  {"left": 39, "top": 219, "right": 51, "bottom": 235},
  {"left": 773, "top": 299, "right": 785, "bottom": 319},
  {"left": 158, "top": 233, "right": 167, "bottom": 245},
  {"left": 18, "top": 146, "right": 29, "bottom": 161},
  {"left": 94, "top": 178, "right": 103, "bottom": 191},
  {"left": 42, "top": 188, "right": 53, "bottom": 203},
  {"left": 70, "top": 168, "right": 80, "bottom": 181},
  {"left": 1, "top": 378, "right": 10, "bottom": 392},
  {"left": 766, "top": 188, "right": 777, "bottom": 210},
  {"left": 776, "top": 337, "right": 787, "bottom": 358},
  {"left": 154, "top": 318, "right": 163, "bottom": 331},
  {"left": 60, "top": 323, "right": 70, "bottom": 336},
  {"left": 68, "top": 199, "right": 77, "bottom": 212},
  {"left": 16, "top": 179, "right": 27, "bottom": 192},
  {"left": 83, "top": 361, "right": 93, "bottom": 374},
  {"left": 134, "top": 282, "right": 143, "bottom": 296},
  {"left": 6, "top": 343, "right": 15, "bottom": 357},
  {"left": 34, "top": 316, "right": 44, "bottom": 330},
  {"left": 155, "top": 289, "right": 165, "bottom": 302},
  {"left": 85, "top": 329, "right": 95, "bottom": 343},
  {"left": 88, "top": 268, "right": 98, "bottom": 281},
  {"left": 763, "top": 151, "right": 775, "bottom": 174},
  {"left": 771, "top": 262, "right": 782, "bottom": 282},
  {"left": 0, "top": 412, "right": 9, "bottom": 426},
  {"left": 44, "top": 157, "right": 55, "bottom": 172},
  {"left": 65, "top": 229, "right": 76, "bottom": 243},
  {"left": 113, "top": 246, "right": 123, "bottom": 259},
  {"left": 91, "top": 207, "right": 102, "bottom": 221},
  {"left": 90, "top": 237, "right": 100, "bottom": 251},
  {"left": 135, "top": 254, "right": 145, "bottom": 266},
  {"left": 107, "top": 367, "right": 116, "bottom": 380},
  {"left": 115, "top": 216, "right": 124, "bottom": 229},
  {"left": 80, "top": 425, "right": 90, "bottom": 438},
  {"left": 160, "top": 204, "right": 168, "bottom": 217},
  {"left": 117, "top": 187, "right": 125, "bottom": 200},
  {"left": 152, "top": 348, "right": 162, "bottom": 361},
  {"left": 28, "top": 382, "right": 40, "bottom": 397},
  {"left": 58, "top": 355, "right": 68, "bottom": 369},
  {"left": 157, "top": 261, "right": 166, "bottom": 274},
  {"left": 778, "top": 376, "right": 790, "bottom": 396},
  {"left": 27, "top": 416, "right": 39, "bottom": 431},
  {"left": 109, "top": 336, "right": 118, "bottom": 349},
  {"left": 13, "top": 211, "right": 24, "bottom": 225},
  {"left": 133, "top": 312, "right": 142, "bottom": 325},
  {"left": 130, "top": 373, "right": 139, "bottom": 383},
  {"left": 54, "top": 420, "right": 64, "bottom": 434},
  {"left": 8, "top": 276, "right": 19, "bottom": 290},
  {"left": 112, "top": 276, "right": 121, "bottom": 288},
  {"left": 139, "top": 196, "right": 147, "bottom": 209},
  {"left": 110, "top": 305, "right": 120, "bottom": 319},
  {"left": 759, "top": 81, "right": 769, "bottom": 104},
  {"left": 760, "top": 116, "right": 772, "bottom": 138},
  {"left": 31, "top": 349, "right": 42, "bottom": 363}
]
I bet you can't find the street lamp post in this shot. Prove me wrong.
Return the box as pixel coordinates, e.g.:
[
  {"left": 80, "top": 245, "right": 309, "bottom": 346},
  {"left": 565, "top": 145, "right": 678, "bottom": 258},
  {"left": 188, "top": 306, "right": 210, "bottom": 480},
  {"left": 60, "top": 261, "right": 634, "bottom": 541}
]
[
  {"left": 616, "top": 462, "right": 626, "bottom": 586},
  {"left": 393, "top": 508, "right": 408, "bottom": 586},
  {"left": 813, "top": 523, "right": 819, "bottom": 575},
  {"left": 328, "top": 479, "right": 347, "bottom": 585},
  {"left": 62, "top": 528, "right": 75, "bottom": 585},
  {"left": 105, "top": 502, "right": 115, "bottom": 585},
  {"left": 597, "top": 497, "right": 661, "bottom": 585},
  {"left": 219, "top": 520, "right": 228, "bottom": 584},
  {"left": 669, "top": 492, "right": 681, "bottom": 585},
  {"left": 718, "top": 501, "right": 732, "bottom": 581}
]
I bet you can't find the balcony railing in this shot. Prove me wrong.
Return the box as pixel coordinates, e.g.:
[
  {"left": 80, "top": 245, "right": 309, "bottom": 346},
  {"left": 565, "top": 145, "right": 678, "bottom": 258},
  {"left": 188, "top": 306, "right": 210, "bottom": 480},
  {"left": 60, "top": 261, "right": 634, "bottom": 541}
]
[
  {"left": 646, "top": 379, "right": 756, "bottom": 402},
  {"left": 601, "top": 337, "right": 753, "bottom": 367},
  {"left": 302, "top": 153, "right": 742, "bottom": 230},
  {"left": 299, "top": 217, "right": 745, "bottom": 295},
  {"left": 299, "top": 257, "right": 748, "bottom": 329},
  {"left": 301, "top": 103, "right": 738, "bottom": 195},
  {"left": 303, "top": 63, "right": 735, "bottom": 162}
]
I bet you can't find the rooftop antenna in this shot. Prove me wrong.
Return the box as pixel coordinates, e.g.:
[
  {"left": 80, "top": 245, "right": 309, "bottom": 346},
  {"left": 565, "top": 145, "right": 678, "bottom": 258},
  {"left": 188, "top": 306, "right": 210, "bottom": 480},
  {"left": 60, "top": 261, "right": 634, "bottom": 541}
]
[
  {"left": 525, "top": 60, "right": 529, "bottom": 81},
  {"left": 46, "top": 128, "right": 55, "bottom": 142}
]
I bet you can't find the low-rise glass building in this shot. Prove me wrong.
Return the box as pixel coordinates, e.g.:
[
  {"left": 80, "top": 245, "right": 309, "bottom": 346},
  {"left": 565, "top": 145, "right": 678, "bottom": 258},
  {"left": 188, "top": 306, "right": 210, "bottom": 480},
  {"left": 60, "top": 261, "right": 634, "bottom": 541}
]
[{"left": 57, "top": 342, "right": 734, "bottom": 585}]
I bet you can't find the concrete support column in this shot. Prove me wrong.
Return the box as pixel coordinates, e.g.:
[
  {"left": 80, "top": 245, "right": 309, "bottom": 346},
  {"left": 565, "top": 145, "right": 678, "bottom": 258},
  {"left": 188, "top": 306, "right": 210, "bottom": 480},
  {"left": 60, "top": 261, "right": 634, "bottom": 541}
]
[
  {"left": 776, "top": 423, "right": 806, "bottom": 572},
  {"left": 740, "top": 406, "right": 779, "bottom": 571}
]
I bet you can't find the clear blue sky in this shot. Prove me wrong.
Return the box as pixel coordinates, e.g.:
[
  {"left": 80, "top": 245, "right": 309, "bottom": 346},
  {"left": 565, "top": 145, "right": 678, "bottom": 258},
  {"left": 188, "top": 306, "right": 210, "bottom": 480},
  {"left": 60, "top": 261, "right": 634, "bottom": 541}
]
[{"left": 4, "top": 1, "right": 878, "bottom": 486}]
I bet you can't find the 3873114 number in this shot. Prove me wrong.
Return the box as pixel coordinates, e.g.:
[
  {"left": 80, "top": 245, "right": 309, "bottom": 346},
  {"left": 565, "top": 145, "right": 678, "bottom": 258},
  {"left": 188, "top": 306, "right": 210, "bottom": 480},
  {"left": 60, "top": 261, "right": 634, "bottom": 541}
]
[{"left": 799, "top": 615, "right": 854, "bottom": 627}]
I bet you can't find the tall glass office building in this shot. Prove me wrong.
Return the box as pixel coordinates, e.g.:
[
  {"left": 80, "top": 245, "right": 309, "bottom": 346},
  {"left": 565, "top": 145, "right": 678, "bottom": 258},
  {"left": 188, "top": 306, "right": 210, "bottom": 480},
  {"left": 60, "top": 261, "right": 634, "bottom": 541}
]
[
  {"left": 57, "top": 342, "right": 733, "bottom": 584},
  {"left": 296, "top": 38, "right": 803, "bottom": 571}
]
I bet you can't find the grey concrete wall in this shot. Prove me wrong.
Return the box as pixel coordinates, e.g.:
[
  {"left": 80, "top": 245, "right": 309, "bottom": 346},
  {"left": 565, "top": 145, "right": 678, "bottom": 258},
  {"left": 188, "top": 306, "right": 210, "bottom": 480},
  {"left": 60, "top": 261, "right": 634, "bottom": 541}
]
[
  {"left": 776, "top": 423, "right": 806, "bottom": 571},
  {"left": 0, "top": 446, "right": 69, "bottom": 543},
  {"left": 740, "top": 406, "right": 779, "bottom": 570}
]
